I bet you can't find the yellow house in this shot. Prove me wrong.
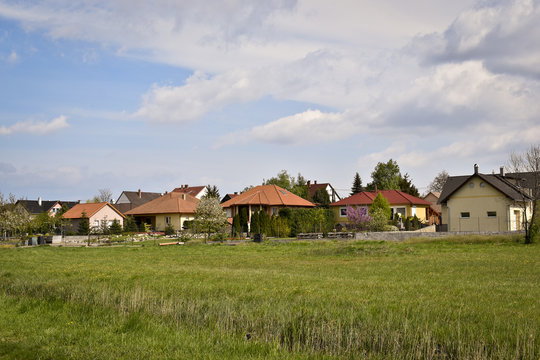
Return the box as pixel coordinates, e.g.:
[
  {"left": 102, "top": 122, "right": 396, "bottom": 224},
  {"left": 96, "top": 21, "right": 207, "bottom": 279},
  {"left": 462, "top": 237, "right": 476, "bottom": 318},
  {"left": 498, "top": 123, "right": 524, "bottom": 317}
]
[
  {"left": 329, "top": 189, "right": 431, "bottom": 225},
  {"left": 125, "top": 192, "right": 199, "bottom": 231},
  {"left": 438, "top": 165, "right": 532, "bottom": 232}
]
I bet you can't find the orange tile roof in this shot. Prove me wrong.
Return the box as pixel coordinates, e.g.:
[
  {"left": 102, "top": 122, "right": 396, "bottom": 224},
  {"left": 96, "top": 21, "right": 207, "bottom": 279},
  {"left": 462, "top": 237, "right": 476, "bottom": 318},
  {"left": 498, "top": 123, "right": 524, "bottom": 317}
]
[
  {"left": 171, "top": 185, "right": 206, "bottom": 197},
  {"left": 330, "top": 190, "right": 431, "bottom": 207},
  {"left": 62, "top": 202, "right": 125, "bottom": 219},
  {"left": 221, "top": 185, "right": 315, "bottom": 208},
  {"left": 125, "top": 192, "right": 200, "bottom": 215}
]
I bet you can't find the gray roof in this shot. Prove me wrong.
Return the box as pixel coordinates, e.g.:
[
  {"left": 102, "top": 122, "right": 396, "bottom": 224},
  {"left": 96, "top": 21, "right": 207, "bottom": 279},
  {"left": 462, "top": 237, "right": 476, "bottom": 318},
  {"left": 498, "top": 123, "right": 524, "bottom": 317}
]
[
  {"left": 16, "top": 200, "right": 80, "bottom": 214},
  {"left": 438, "top": 173, "right": 532, "bottom": 204},
  {"left": 114, "top": 191, "right": 162, "bottom": 214}
]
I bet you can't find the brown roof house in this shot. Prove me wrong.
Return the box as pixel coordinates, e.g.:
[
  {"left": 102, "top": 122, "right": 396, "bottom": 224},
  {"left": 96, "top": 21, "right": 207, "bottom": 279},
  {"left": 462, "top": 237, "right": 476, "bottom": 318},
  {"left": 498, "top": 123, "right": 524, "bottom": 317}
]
[
  {"left": 125, "top": 192, "right": 200, "bottom": 231},
  {"left": 307, "top": 180, "right": 342, "bottom": 203},
  {"left": 438, "top": 165, "right": 533, "bottom": 232},
  {"left": 62, "top": 202, "right": 125, "bottom": 233},
  {"left": 221, "top": 185, "right": 315, "bottom": 229},
  {"left": 330, "top": 190, "right": 432, "bottom": 226},
  {"left": 114, "top": 189, "right": 162, "bottom": 215},
  {"left": 16, "top": 198, "right": 80, "bottom": 218},
  {"left": 172, "top": 185, "right": 208, "bottom": 199}
]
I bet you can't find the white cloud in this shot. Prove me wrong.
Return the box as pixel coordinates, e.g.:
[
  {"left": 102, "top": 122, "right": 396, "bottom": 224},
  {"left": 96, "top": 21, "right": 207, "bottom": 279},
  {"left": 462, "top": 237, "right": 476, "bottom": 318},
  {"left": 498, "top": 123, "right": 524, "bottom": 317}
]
[
  {"left": 412, "top": 0, "right": 540, "bottom": 78},
  {"left": 0, "top": 115, "right": 69, "bottom": 135},
  {"left": 7, "top": 50, "right": 18, "bottom": 63}
]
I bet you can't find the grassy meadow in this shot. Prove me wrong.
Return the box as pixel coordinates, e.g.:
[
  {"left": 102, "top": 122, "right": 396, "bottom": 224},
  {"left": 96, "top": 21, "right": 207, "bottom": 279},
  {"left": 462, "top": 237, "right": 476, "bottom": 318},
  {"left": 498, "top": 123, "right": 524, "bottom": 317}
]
[{"left": 0, "top": 235, "right": 539, "bottom": 359}]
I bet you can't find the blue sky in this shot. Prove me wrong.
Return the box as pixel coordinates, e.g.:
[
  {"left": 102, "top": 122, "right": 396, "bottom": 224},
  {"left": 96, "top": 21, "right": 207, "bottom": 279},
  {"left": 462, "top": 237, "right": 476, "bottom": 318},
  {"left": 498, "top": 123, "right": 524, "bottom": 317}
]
[{"left": 1, "top": 0, "right": 539, "bottom": 202}]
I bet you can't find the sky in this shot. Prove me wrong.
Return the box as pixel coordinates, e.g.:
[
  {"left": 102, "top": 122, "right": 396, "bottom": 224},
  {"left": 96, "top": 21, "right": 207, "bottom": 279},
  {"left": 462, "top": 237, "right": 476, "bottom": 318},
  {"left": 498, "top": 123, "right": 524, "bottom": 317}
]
[{"left": 1, "top": 0, "right": 539, "bottom": 202}]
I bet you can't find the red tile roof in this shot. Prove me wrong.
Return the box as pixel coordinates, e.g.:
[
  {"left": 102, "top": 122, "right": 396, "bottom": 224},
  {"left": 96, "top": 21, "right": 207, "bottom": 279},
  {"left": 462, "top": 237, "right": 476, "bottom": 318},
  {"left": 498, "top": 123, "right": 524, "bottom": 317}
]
[
  {"left": 62, "top": 203, "right": 125, "bottom": 219},
  {"left": 125, "top": 192, "right": 199, "bottom": 215},
  {"left": 330, "top": 190, "right": 431, "bottom": 207},
  {"left": 221, "top": 185, "right": 315, "bottom": 208}
]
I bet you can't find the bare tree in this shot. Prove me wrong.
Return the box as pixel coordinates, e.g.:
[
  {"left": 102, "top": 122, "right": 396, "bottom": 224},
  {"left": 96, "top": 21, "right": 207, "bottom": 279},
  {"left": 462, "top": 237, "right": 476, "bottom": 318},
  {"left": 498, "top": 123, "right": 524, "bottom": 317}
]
[
  {"left": 427, "top": 170, "right": 449, "bottom": 194},
  {"left": 506, "top": 145, "right": 540, "bottom": 244},
  {"left": 96, "top": 188, "right": 113, "bottom": 203}
]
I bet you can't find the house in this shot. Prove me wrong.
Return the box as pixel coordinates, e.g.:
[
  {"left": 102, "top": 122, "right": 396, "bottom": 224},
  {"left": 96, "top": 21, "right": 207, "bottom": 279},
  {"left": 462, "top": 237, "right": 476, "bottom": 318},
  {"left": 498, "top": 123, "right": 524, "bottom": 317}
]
[
  {"left": 114, "top": 189, "right": 162, "bottom": 215},
  {"left": 125, "top": 192, "right": 199, "bottom": 231},
  {"left": 330, "top": 190, "right": 432, "bottom": 225},
  {"left": 438, "top": 165, "right": 532, "bottom": 232},
  {"left": 16, "top": 198, "right": 80, "bottom": 218},
  {"left": 423, "top": 192, "right": 441, "bottom": 225},
  {"left": 307, "top": 180, "right": 341, "bottom": 203},
  {"left": 221, "top": 193, "right": 240, "bottom": 204},
  {"left": 221, "top": 185, "right": 315, "bottom": 226},
  {"left": 62, "top": 202, "right": 125, "bottom": 232},
  {"left": 172, "top": 185, "right": 208, "bottom": 199}
]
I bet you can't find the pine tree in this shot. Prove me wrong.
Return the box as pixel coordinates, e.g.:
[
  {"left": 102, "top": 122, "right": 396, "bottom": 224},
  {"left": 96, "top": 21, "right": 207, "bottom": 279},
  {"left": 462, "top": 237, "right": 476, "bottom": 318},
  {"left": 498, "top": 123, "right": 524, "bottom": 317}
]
[
  {"left": 78, "top": 211, "right": 90, "bottom": 235},
  {"left": 109, "top": 219, "right": 123, "bottom": 234},
  {"left": 250, "top": 211, "right": 260, "bottom": 235},
  {"left": 350, "top": 172, "right": 363, "bottom": 195}
]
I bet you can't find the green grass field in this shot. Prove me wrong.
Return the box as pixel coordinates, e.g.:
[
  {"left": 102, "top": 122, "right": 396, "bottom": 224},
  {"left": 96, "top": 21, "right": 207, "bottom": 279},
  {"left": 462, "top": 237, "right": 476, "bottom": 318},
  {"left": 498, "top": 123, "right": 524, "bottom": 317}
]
[{"left": 0, "top": 236, "right": 539, "bottom": 359}]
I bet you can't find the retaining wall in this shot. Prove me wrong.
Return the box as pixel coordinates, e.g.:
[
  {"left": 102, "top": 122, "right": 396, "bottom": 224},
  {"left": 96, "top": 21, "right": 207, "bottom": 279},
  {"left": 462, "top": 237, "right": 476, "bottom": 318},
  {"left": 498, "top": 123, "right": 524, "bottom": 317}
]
[{"left": 354, "top": 230, "right": 523, "bottom": 242}]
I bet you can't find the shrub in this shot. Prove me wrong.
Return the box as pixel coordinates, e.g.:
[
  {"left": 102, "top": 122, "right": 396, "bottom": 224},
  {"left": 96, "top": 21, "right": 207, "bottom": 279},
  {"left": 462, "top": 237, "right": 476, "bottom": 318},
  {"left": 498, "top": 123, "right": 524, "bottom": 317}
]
[
  {"left": 369, "top": 209, "right": 388, "bottom": 232},
  {"left": 109, "top": 219, "right": 123, "bottom": 235},
  {"left": 164, "top": 223, "right": 176, "bottom": 236}
]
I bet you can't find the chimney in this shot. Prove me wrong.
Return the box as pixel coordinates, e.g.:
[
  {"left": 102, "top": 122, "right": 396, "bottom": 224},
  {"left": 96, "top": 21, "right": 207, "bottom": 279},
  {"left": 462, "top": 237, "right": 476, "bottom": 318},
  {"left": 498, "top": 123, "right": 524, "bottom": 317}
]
[
  {"left": 500, "top": 166, "right": 504, "bottom": 176},
  {"left": 474, "top": 164, "right": 479, "bottom": 175},
  {"left": 38, "top": 197, "right": 42, "bottom": 206},
  {"left": 314, "top": 180, "right": 317, "bottom": 184},
  {"left": 307, "top": 180, "right": 311, "bottom": 187},
  {"left": 138, "top": 189, "right": 141, "bottom": 198},
  {"left": 234, "top": 192, "right": 238, "bottom": 195},
  {"left": 185, "top": 184, "right": 188, "bottom": 189}
]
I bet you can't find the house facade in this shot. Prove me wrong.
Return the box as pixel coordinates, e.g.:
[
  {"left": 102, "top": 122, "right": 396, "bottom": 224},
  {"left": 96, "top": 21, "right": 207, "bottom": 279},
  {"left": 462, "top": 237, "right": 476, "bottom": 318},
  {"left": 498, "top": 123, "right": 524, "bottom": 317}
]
[
  {"left": 62, "top": 202, "right": 125, "bottom": 232},
  {"left": 171, "top": 185, "right": 208, "bottom": 199},
  {"left": 125, "top": 192, "right": 199, "bottom": 231},
  {"left": 330, "top": 190, "right": 431, "bottom": 225},
  {"left": 307, "top": 181, "right": 341, "bottom": 203},
  {"left": 438, "top": 165, "right": 532, "bottom": 232}
]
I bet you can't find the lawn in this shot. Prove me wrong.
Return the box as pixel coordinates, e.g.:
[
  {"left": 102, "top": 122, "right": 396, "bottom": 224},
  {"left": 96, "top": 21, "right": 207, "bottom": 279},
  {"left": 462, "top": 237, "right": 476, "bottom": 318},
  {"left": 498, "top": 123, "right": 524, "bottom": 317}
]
[{"left": 0, "top": 235, "right": 539, "bottom": 359}]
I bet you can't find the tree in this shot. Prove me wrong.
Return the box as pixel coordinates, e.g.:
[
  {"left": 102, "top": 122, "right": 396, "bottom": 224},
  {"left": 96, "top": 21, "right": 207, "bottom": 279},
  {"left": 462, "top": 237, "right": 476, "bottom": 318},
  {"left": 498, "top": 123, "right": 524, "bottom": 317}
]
[
  {"left": 204, "top": 185, "right": 220, "bottom": 199},
  {"left": 350, "top": 172, "right": 363, "bottom": 195},
  {"left": 95, "top": 188, "right": 113, "bottom": 203},
  {"left": 346, "top": 205, "right": 372, "bottom": 231},
  {"left": 232, "top": 214, "right": 242, "bottom": 237},
  {"left": 263, "top": 170, "right": 309, "bottom": 199},
  {"left": 123, "top": 215, "right": 138, "bottom": 232},
  {"left": 370, "top": 193, "right": 391, "bottom": 220},
  {"left": 109, "top": 219, "right": 123, "bottom": 234},
  {"left": 427, "top": 170, "right": 449, "bottom": 194},
  {"left": 366, "top": 159, "right": 401, "bottom": 191},
  {"left": 78, "top": 211, "right": 90, "bottom": 235},
  {"left": 194, "top": 197, "right": 227, "bottom": 242},
  {"left": 399, "top": 173, "right": 420, "bottom": 197},
  {"left": 0, "top": 193, "right": 31, "bottom": 239},
  {"left": 32, "top": 212, "right": 56, "bottom": 234},
  {"left": 507, "top": 145, "right": 540, "bottom": 244},
  {"left": 250, "top": 211, "right": 260, "bottom": 235},
  {"left": 312, "top": 188, "right": 330, "bottom": 208}
]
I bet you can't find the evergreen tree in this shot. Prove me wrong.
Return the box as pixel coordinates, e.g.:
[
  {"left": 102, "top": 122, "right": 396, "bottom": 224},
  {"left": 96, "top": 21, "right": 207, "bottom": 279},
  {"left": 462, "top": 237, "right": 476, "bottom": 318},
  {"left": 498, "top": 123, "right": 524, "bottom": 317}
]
[
  {"left": 109, "top": 219, "right": 123, "bottom": 234},
  {"left": 78, "top": 211, "right": 90, "bottom": 235},
  {"left": 250, "top": 211, "right": 260, "bottom": 234},
  {"left": 399, "top": 173, "right": 420, "bottom": 197},
  {"left": 350, "top": 172, "right": 363, "bottom": 195},
  {"left": 259, "top": 210, "right": 271, "bottom": 235},
  {"left": 203, "top": 185, "right": 220, "bottom": 199},
  {"left": 366, "top": 159, "right": 401, "bottom": 191},
  {"left": 370, "top": 193, "right": 391, "bottom": 220},
  {"left": 232, "top": 214, "right": 241, "bottom": 237},
  {"left": 123, "top": 215, "right": 138, "bottom": 232},
  {"left": 239, "top": 208, "right": 249, "bottom": 232},
  {"left": 312, "top": 188, "right": 330, "bottom": 208}
]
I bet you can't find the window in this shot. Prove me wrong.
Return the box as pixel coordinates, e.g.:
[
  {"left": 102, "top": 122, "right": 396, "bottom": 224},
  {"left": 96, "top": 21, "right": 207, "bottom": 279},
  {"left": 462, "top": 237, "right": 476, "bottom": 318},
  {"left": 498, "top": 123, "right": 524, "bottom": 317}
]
[
  {"left": 272, "top": 207, "right": 278, "bottom": 216},
  {"left": 165, "top": 216, "right": 171, "bottom": 225},
  {"left": 480, "top": 182, "right": 486, "bottom": 188},
  {"left": 469, "top": 182, "right": 475, "bottom": 188},
  {"left": 340, "top": 207, "right": 347, "bottom": 217},
  {"left": 460, "top": 212, "right": 470, "bottom": 218},
  {"left": 487, "top": 211, "right": 497, "bottom": 218}
]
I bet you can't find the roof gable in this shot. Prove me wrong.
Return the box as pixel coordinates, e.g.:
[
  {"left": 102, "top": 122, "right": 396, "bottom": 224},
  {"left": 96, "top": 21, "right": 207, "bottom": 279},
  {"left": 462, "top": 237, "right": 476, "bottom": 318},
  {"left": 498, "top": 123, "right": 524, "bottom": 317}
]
[
  {"left": 17, "top": 199, "right": 80, "bottom": 214},
  {"left": 438, "top": 174, "right": 531, "bottom": 204}
]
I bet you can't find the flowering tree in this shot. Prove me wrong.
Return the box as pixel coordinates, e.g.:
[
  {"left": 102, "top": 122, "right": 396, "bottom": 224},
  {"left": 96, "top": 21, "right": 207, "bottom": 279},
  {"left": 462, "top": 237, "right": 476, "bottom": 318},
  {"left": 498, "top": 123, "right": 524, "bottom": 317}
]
[{"left": 346, "top": 205, "right": 372, "bottom": 231}]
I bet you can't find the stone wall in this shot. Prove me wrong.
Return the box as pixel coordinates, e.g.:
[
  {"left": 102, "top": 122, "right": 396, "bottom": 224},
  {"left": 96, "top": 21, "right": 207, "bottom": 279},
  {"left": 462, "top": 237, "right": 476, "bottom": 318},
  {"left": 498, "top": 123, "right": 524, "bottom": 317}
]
[{"left": 354, "top": 230, "right": 523, "bottom": 242}]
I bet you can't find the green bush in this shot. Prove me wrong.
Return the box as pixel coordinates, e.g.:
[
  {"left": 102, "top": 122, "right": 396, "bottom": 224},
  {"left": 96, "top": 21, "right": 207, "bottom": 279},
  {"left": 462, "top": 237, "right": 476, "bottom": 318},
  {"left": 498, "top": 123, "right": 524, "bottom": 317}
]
[{"left": 164, "top": 223, "right": 176, "bottom": 236}]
